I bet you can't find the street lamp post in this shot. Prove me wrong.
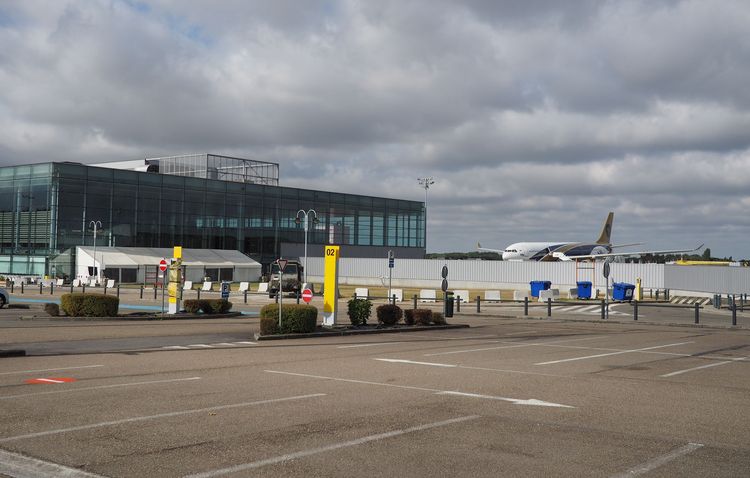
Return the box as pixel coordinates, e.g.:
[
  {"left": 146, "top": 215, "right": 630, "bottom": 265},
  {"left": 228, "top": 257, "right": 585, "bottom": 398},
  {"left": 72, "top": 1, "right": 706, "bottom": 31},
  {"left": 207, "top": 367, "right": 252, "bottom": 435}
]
[
  {"left": 89, "top": 220, "right": 102, "bottom": 284},
  {"left": 295, "top": 209, "right": 318, "bottom": 286},
  {"left": 417, "top": 177, "right": 435, "bottom": 253}
]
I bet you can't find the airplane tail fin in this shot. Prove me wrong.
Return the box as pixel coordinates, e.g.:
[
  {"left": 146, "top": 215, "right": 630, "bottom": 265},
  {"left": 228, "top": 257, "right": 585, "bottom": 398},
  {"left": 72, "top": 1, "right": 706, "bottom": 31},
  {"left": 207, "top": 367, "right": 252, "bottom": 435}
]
[{"left": 596, "top": 212, "right": 614, "bottom": 245}]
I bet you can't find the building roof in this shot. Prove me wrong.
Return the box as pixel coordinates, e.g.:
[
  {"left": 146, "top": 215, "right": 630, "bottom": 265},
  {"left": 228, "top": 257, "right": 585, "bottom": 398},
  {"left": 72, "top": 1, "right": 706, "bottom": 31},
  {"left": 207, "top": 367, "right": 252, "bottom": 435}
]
[{"left": 76, "top": 247, "right": 261, "bottom": 268}]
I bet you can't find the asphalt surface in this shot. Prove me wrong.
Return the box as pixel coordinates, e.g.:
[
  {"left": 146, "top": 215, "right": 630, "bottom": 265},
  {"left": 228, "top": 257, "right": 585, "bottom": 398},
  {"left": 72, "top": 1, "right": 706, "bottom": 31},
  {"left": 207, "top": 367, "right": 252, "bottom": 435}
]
[{"left": 1, "top": 292, "right": 750, "bottom": 477}]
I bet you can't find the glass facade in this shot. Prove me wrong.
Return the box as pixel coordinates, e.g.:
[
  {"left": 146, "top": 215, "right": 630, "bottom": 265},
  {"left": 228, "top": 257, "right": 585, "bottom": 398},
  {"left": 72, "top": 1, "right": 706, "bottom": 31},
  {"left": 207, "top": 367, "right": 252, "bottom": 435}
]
[{"left": 0, "top": 162, "right": 425, "bottom": 277}]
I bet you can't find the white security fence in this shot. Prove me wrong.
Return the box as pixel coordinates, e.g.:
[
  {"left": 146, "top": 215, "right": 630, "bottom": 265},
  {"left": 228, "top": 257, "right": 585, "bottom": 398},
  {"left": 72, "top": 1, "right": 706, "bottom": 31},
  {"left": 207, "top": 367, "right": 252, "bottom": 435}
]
[{"left": 304, "top": 258, "right": 749, "bottom": 295}]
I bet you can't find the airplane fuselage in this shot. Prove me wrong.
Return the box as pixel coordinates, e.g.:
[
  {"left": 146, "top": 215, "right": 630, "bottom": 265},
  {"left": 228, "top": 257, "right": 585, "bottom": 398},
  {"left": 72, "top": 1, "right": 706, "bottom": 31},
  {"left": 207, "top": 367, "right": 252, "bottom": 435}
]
[{"left": 502, "top": 242, "right": 610, "bottom": 261}]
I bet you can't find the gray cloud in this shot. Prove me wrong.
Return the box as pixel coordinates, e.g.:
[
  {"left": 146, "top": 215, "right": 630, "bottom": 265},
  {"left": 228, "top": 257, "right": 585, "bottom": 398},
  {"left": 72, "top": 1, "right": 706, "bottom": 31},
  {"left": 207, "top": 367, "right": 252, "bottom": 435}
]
[{"left": 0, "top": 0, "right": 749, "bottom": 258}]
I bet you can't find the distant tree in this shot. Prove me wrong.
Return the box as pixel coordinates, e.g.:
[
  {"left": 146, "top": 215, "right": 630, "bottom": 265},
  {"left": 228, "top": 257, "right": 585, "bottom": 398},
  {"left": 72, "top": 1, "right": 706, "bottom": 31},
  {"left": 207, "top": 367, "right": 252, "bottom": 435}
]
[{"left": 702, "top": 248, "right": 711, "bottom": 260}]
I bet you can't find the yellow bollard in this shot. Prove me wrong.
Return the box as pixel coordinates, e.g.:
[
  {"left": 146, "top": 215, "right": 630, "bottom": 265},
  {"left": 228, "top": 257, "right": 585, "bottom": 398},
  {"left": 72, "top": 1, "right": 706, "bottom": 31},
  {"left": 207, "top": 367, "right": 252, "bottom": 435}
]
[{"left": 635, "top": 277, "right": 643, "bottom": 301}]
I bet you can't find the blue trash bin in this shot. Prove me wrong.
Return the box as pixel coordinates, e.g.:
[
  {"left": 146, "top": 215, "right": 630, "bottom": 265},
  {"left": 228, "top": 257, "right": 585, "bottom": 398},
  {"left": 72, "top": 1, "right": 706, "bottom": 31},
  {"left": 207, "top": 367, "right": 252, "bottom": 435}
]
[
  {"left": 612, "top": 282, "right": 635, "bottom": 301},
  {"left": 530, "top": 280, "right": 552, "bottom": 298},
  {"left": 576, "top": 281, "right": 592, "bottom": 300}
]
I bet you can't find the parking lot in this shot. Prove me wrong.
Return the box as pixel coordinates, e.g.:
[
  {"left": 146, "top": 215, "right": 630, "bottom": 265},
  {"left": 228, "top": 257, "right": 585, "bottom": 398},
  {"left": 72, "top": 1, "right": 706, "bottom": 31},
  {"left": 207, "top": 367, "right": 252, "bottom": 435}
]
[{"left": 2, "top": 310, "right": 749, "bottom": 477}]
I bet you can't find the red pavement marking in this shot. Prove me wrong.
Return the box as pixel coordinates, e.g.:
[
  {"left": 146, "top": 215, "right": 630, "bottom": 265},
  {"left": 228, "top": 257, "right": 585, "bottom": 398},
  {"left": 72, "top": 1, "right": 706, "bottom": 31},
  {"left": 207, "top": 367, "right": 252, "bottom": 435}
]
[{"left": 25, "top": 377, "right": 77, "bottom": 385}]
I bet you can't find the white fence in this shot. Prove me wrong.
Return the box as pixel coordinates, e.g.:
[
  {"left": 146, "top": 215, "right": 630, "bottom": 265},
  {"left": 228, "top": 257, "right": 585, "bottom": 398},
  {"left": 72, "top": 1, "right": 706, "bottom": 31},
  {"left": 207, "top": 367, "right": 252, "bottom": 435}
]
[{"left": 305, "top": 258, "right": 750, "bottom": 294}]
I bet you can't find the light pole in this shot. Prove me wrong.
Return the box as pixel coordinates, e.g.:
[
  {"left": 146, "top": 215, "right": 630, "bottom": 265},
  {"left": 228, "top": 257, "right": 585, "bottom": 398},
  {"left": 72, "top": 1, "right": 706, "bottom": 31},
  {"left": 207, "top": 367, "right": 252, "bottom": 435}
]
[
  {"left": 295, "top": 209, "right": 318, "bottom": 285},
  {"left": 417, "top": 177, "right": 434, "bottom": 253},
  {"left": 89, "top": 220, "right": 102, "bottom": 284}
]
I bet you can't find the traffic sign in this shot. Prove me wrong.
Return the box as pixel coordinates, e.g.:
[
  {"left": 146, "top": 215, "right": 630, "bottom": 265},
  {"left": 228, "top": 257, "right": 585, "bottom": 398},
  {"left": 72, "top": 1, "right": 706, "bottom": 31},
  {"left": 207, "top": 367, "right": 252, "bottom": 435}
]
[
  {"left": 277, "top": 259, "right": 288, "bottom": 272},
  {"left": 388, "top": 258, "right": 394, "bottom": 268},
  {"left": 159, "top": 258, "right": 168, "bottom": 273},
  {"left": 221, "top": 282, "right": 230, "bottom": 299},
  {"left": 441, "top": 265, "right": 449, "bottom": 279},
  {"left": 302, "top": 288, "right": 313, "bottom": 303},
  {"left": 441, "top": 278, "right": 448, "bottom": 292},
  {"left": 603, "top": 261, "right": 610, "bottom": 278}
]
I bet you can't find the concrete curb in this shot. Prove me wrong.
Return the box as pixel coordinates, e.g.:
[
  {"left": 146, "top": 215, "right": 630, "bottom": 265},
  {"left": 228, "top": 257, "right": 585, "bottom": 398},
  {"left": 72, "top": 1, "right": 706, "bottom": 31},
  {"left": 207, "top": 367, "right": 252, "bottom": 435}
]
[
  {"left": 255, "top": 323, "right": 470, "bottom": 341},
  {"left": 20, "top": 312, "right": 244, "bottom": 321}
]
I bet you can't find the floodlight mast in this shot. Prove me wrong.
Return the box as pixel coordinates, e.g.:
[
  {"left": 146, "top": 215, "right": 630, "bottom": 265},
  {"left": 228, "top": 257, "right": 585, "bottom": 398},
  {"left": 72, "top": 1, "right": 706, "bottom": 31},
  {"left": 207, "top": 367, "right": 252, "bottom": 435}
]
[
  {"left": 295, "top": 209, "right": 318, "bottom": 285},
  {"left": 89, "top": 220, "right": 102, "bottom": 284},
  {"left": 417, "top": 177, "right": 435, "bottom": 254}
]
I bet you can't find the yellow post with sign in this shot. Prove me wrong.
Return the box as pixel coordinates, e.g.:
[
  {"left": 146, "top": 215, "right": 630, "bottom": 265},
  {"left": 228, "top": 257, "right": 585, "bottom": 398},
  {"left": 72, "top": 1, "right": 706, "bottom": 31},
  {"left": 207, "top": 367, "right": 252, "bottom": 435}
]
[
  {"left": 323, "top": 245, "right": 340, "bottom": 326},
  {"left": 635, "top": 277, "right": 643, "bottom": 301},
  {"left": 167, "top": 246, "right": 183, "bottom": 314}
]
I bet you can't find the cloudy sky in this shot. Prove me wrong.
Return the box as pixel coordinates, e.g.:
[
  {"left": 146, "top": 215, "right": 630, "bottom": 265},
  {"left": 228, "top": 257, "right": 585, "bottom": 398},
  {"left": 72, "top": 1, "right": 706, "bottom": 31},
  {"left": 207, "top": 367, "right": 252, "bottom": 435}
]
[{"left": 1, "top": 1, "right": 749, "bottom": 258}]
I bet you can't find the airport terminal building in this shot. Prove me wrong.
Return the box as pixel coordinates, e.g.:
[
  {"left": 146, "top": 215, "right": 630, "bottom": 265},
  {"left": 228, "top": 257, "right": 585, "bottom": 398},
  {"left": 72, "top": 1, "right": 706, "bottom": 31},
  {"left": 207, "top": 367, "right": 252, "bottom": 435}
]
[{"left": 0, "top": 154, "right": 425, "bottom": 277}]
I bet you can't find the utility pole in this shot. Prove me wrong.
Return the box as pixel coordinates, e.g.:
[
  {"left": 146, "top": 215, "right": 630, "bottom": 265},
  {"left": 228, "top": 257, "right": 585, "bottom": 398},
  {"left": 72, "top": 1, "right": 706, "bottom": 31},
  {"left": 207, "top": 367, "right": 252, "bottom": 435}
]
[
  {"left": 89, "top": 220, "right": 102, "bottom": 284},
  {"left": 417, "top": 177, "right": 434, "bottom": 254}
]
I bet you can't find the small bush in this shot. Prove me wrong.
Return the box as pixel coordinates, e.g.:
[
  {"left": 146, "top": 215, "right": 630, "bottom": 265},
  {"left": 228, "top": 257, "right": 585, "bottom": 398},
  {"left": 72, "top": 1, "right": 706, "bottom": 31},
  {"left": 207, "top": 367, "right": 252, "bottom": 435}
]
[
  {"left": 403, "top": 309, "right": 416, "bottom": 325},
  {"left": 206, "top": 299, "right": 232, "bottom": 313},
  {"left": 376, "top": 304, "right": 403, "bottom": 325},
  {"left": 44, "top": 303, "right": 60, "bottom": 317},
  {"left": 183, "top": 300, "right": 201, "bottom": 313},
  {"left": 432, "top": 312, "right": 446, "bottom": 325},
  {"left": 259, "top": 304, "right": 318, "bottom": 334},
  {"left": 347, "top": 298, "right": 372, "bottom": 326},
  {"left": 413, "top": 308, "right": 433, "bottom": 325},
  {"left": 60, "top": 293, "right": 119, "bottom": 317}
]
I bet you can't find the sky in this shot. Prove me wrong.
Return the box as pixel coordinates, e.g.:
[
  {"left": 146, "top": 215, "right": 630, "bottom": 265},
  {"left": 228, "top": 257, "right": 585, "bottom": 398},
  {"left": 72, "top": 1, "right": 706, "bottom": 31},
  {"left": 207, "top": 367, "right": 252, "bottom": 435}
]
[{"left": 1, "top": 0, "right": 749, "bottom": 259}]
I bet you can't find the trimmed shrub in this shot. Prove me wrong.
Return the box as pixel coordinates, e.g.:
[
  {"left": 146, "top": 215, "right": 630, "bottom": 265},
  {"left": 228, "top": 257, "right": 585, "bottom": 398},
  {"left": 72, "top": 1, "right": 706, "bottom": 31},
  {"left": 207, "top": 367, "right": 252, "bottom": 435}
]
[
  {"left": 44, "top": 302, "right": 60, "bottom": 317},
  {"left": 432, "top": 312, "right": 446, "bottom": 325},
  {"left": 403, "top": 309, "right": 416, "bottom": 325},
  {"left": 183, "top": 300, "right": 201, "bottom": 313},
  {"left": 259, "top": 304, "right": 318, "bottom": 334},
  {"left": 204, "top": 299, "right": 232, "bottom": 314},
  {"left": 347, "top": 298, "right": 372, "bottom": 326},
  {"left": 413, "top": 308, "right": 433, "bottom": 325},
  {"left": 60, "top": 293, "right": 119, "bottom": 317},
  {"left": 376, "top": 304, "right": 403, "bottom": 325}
]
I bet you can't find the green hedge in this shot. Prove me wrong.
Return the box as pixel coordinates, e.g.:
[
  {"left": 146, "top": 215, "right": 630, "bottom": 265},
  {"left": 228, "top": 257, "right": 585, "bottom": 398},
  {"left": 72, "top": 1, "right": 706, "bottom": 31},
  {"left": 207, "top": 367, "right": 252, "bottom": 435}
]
[
  {"left": 259, "top": 304, "right": 318, "bottom": 334},
  {"left": 347, "top": 298, "right": 372, "bottom": 326},
  {"left": 404, "top": 309, "right": 416, "bottom": 325},
  {"left": 60, "top": 293, "right": 119, "bottom": 317},
  {"left": 183, "top": 299, "right": 232, "bottom": 314}
]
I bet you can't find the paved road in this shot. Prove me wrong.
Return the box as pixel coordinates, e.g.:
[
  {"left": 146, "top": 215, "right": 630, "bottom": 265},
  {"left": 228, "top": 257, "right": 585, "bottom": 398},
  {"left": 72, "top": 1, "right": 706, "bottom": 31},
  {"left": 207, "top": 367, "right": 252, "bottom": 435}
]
[{"left": 1, "top": 314, "right": 749, "bottom": 477}]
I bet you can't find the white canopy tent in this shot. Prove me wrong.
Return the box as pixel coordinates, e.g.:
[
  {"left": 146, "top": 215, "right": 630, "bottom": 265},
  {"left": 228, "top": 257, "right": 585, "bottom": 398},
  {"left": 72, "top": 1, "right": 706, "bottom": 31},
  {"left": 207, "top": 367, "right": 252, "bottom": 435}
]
[{"left": 75, "top": 246, "right": 261, "bottom": 284}]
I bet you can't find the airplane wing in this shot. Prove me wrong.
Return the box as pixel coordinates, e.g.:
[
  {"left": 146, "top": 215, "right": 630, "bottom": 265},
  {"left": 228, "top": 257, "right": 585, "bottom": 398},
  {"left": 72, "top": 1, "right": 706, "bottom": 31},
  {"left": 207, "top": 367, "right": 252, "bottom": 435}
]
[
  {"left": 476, "top": 242, "right": 505, "bottom": 254},
  {"left": 560, "top": 244, "right": 704, "bottom": 261}
]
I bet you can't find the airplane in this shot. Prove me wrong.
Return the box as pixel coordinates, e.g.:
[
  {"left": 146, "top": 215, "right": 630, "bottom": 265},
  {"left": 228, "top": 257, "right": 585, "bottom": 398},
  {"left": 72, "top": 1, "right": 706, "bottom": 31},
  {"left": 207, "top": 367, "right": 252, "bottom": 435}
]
[{"left": 477, "top": 212, "right": 703, "bottom": 261}]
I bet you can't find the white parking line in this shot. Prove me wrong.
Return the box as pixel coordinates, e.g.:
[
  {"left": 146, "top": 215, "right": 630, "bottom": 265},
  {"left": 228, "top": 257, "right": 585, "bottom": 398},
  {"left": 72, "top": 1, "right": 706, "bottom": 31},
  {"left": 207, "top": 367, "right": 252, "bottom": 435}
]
[
  {"left": 0, "top": 393, "right": 325, "bottom": 443},
  {"left": 188, "top": 344, "right": 213, "bottom": 348},
  {"left": 338, "top": 342, "right": 404, "bottom": 349},
  {"left": 610, "top": 442, "right": 703, "bottom": 477},
  {"left": 375, "top": 358, "right": 456, "bottom": 367},
  {"left": 184, "top": 415, "right": 479, "bottom": 477},
  {"left": 265, "top": 370, "right": 575, "bottom": 408},
  {"left": 211, "top": 343, "right": 237, "bottom": 347},
  {"left": 0, "top": 365, "right": 104, "bottom": 376},
  {"left": 424, "top": 335, "right": 609, "bottom": 357},
  {"left": 0, "top": 377, "right": 201, "bottom": 400},
  {"left": 535, "top": 342, "right": 693, "bottom": 366},
  {"left": 374, "top": 358, "right": 572, "bottom": 378},
  {"left": 660, "top": 358, "right": 746, "bottom": 377},
  {"left": 163, "top": 346, "right": 190, "bottom": 350},
  {"left": 235, "top": 341, "right": 258, "bottom": 345},
  {"left": 0, "top": 449, "right": 105, "bottom": 478}
]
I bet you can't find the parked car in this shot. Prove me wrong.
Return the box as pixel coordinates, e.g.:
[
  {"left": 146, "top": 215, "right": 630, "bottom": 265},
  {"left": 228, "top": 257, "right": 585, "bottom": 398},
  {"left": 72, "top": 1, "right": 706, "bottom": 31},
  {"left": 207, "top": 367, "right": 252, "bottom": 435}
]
[{"left": 0, "top": 287, "right": 8, "bottom": 308}]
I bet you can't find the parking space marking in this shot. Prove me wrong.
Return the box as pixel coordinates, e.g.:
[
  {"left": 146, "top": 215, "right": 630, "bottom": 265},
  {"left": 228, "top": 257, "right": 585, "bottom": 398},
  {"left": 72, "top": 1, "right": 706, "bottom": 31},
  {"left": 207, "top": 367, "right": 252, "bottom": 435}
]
[
  {"left": 0, "top": 448, "right": 105, "bottom": 478},
  {"left": 424, "top": 335, "right": 610, "bottom": 357},
  {"left": 160, "top": 341, "right": 258, "bottom": 351},
  {"left": 0, "top": 365, "right": 104, "bottom": 376},
  {"left": 0, "top": 377, "right": 201, "bottom": 400},
  {"left": 374, "top": 358, "right": 572, "bottom": 378},
  {"left": 535, "top": 342, "right": 693, "bottom": 366},
  {"left": 375, "top": 358, "right": 456, "bottom": 368},
  {"left": 610, "top": 442, "right": 703, "bottom": 477},
  {"left": 660, "top": 358, "right": 746, "bottom": 377},
  {"left": 338, "top": 342, "right": 404, "bottom": 349},
  {"left": 0, "top": 393, "right": 326, "bottom": 443},
  {"left": 265, "top": 370, "right": 575, "bottom": 408},
  {"left": 184, "top": 415, "right": 479, "bottom": 477}
]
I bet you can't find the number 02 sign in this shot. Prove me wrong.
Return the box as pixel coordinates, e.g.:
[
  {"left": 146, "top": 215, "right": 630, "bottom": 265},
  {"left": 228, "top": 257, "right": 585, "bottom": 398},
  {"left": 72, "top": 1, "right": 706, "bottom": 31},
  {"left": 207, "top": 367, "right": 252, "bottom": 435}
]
[{"left": 323, "top": 245, "right": 340, "bottom": 326}]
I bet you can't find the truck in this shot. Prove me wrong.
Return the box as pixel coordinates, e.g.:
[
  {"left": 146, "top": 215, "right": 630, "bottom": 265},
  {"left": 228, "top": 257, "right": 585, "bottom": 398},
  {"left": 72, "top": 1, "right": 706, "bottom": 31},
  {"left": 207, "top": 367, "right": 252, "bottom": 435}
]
[{"left": 268, "top": 260, "right": 303, "bottom": 298}]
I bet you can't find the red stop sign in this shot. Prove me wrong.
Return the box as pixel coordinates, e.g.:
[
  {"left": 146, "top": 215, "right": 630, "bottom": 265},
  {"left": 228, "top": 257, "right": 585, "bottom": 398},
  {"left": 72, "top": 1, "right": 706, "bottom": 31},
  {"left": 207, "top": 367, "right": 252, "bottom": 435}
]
[
  {"left": 301, "top": 289, "right": 313, "bottom": 303},
  {"left": 159, "top": 259, "right": 168, "bottom": 272}
]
